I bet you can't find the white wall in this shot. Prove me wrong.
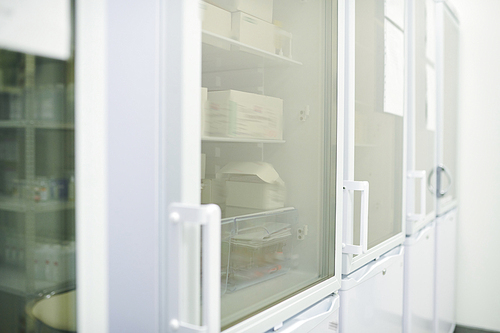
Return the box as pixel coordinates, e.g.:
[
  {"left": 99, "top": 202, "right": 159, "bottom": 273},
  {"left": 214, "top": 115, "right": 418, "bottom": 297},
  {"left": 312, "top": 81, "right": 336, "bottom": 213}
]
[{"left": 452, "top": 0, "right": 500, "bottom": 330}]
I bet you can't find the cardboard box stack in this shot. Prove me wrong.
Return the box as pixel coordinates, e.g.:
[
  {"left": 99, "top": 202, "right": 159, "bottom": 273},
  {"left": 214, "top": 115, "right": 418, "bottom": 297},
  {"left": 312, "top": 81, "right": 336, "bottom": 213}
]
[{"left": 206, "top": 89, "right": 283, "bottom": 140}]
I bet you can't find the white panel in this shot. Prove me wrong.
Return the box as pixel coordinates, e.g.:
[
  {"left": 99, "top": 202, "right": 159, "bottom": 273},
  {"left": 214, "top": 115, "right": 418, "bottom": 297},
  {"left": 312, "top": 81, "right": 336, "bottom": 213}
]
[
  {"left": 339, "top": 246, "right": 404, "bottom": 333},
  {"left": 76, "top": 0, "right": 108, "bottom": 331},
  {"left": 266, "top": 294, "right": 339, "bottom": 333},
  {"left": 435, "top": 209, "right": 456, "bottom": 333},
  {"left": 384, "top": 19, "right": 405, "bottom": 117},
  {"left": 452, "top": 0, "right": 500, "bottom": 329},
  {"left": 403, "top": 222, "right": 435, "bottom": 333},
  {"left": 0, "top": 0, "right": 71, "bottom": 60}
]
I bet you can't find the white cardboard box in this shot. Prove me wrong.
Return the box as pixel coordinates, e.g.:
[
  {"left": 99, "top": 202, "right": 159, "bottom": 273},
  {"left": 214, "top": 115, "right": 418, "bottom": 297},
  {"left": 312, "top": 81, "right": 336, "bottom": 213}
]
[
  {"left": 200, "top": 1, "right": 232, "bottom": 38},
  {"left": 206, "top": 0, "right": 273, "bottom": 23},
  {"left": 207, "top": 89, "right": 283, "bottom": 140},
  {"left": 219, "top": 161, "right": 285, "bottom": 210},
  {"left": 232, "top": 11, "right": 275, "bottom": 54}
]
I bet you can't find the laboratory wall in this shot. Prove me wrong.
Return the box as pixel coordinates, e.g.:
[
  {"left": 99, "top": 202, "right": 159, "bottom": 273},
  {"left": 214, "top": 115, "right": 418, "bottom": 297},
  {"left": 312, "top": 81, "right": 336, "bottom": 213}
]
[{"left": 452, "top": 0, "right": 500, "bottom": 330}]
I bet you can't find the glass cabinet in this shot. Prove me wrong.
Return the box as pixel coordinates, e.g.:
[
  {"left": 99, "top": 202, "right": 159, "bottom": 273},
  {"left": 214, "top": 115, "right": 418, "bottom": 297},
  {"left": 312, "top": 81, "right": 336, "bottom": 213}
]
[
  {"left": 436, "top": 0, "right": 459, "bottom": 216},
  {"left": 0, "top": 37, "right": 75, "bottom": 333},
  {"left": 408, "top": 0, "right": 437, "bottom": 235},
  {"left": 343, "top": 0, "right": 407, "bottom": 274},
  {"left": 199, "top": 0, "right": 341, "bottom": 330}
]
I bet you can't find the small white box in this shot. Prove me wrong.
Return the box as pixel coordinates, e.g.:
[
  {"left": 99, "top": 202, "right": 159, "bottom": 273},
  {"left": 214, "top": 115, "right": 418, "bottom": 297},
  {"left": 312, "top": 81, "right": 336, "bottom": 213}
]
[
  {"left": 232, "top": 12, "right": 275, "bottom": 54},
  {"left": 207, "top": 89, "right": 283, "bottom": 140},
  {"left": 201, "top": 179, "right": 225, "bottom": 205},
  {"left": 200, "top": 1, "right": 232, "bottom": 38},
  {"left": 201, "top": 87, "right": 208, "bottom": 136},
  {"left": 206, "top": 0, "right": 273, "bottom": 23},
  {"left": 219, "top": 162, "right": 286, "bottom": 210}
]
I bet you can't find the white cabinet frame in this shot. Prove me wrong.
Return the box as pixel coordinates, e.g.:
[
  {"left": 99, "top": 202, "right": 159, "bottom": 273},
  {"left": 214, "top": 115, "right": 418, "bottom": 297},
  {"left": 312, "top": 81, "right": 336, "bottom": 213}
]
[
  {"left": 77, "top": 0, "right": 161, "bottom": 332},
  {"left": 342, "top": 0, "right": 408, "bottom": 275}
]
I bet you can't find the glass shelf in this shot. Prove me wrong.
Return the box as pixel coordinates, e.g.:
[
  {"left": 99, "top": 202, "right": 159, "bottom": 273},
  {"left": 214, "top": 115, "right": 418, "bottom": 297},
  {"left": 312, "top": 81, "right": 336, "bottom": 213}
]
[
  {"left": 0, "top": 87, "right": 23, "bottom": 95},
  {"left": 0, "top": 120, "right": 74, "bottom": 130},
  {"left": 0, "top": 197, "right": 75, "bottom": 213},
  {"left": 202, "top": 30, "right": 302, "bottom": 72},
  {"left": 202, "top": 136, "right": 285, "bottom": 144}
]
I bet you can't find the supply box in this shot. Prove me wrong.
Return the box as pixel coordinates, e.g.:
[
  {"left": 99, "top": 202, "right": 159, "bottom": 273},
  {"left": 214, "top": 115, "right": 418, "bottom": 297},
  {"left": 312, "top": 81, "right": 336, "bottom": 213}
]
[
  {"left": 206, "top": 0, "right": 274, "bottom": 23},
  {"left": 206, "top": 90, "right": 283, "bottom": 140},
  {"left": 218, "top": 161, "right": 286, "bottom": 210},
  {"left": 232, "top": 11, "right": 275, "bottom": 54},
  {"left": 200, "top": 1, "right": 232, "bottom": 38}
]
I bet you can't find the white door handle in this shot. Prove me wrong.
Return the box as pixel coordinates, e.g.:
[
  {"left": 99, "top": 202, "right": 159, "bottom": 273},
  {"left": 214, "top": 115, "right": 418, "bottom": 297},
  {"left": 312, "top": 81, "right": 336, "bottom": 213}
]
[
  {"left": 167, "top": 203, "right": 221, "bottom": 333},
  {"left": 342, "top": 181, "right": 369, "bottom": 255},
  {"left": 407, "top": 170, "right": 426, "bottom": 221}
]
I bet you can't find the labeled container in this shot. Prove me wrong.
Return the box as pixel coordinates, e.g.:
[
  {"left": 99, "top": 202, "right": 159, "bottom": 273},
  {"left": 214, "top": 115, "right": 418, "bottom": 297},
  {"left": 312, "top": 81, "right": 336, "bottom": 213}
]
[
  {"left": 207, "top": 90, "right": 283, "bottom": 140},
  {"left": 232, "top": 11, "right": 275, "bottom": 53}
]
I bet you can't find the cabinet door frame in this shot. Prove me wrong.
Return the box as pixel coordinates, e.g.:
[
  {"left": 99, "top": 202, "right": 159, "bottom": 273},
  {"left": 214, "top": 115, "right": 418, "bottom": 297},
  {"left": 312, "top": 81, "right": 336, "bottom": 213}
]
[
  {"left": 220, "top": 0, "right": 345, "bottom": 331},
  {"left": 435, "top": 0, "right": 459, "bottom": 217},
  {"left": 76, "top": 0, "right": 162, "bottom": 332},
  {"left": 342, "top": 0, "right": 408, "bottom": 275}
]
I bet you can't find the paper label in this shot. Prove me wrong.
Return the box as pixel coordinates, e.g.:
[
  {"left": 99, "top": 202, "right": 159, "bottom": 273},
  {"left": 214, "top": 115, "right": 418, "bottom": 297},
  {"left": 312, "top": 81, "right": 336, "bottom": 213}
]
[
  {"left": 384, "top": 19, "right": 405, "bottom": 117},
  {"left": 0, "top": 0, "right": 70, "bottom": 60},
  {"left": 426, "top": 63, "right": 437, "bottom": 131}
]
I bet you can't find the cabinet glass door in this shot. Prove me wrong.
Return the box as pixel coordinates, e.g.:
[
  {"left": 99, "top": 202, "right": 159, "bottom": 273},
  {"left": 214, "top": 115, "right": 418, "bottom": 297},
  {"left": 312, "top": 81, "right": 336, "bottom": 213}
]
[
  {"left": 344, "top": 0, "right": 406, "bottom": 274},
  {"left": 0, "top": 21, "right": 75, "bottom": 333},
  {"left": 437, "top": 3, "right": 459, "bottom": 215},
  {"left": 414, "top": 0, "right": 436, "bottom": 225},
  {"left": 200, "top": 0, "right": 339, "bottom": 329}
]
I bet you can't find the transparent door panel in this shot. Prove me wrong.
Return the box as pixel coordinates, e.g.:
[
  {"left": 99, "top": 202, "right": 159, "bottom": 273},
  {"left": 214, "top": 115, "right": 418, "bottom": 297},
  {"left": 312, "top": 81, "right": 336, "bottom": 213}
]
[
  {"left": 353, "top": 0, "right": 404, "bottom": 249},
  {"left": 0, "top": 41, "right": 75, "bottom": 331},
  {"left": 415, "top": 0, "right": 436, "bottom": 217},
  {"left": 201, "top": 0, "right": 337, "bottom": 329},
  {"left": 439, "top": 8, "right": 459, "bottom": 209}
]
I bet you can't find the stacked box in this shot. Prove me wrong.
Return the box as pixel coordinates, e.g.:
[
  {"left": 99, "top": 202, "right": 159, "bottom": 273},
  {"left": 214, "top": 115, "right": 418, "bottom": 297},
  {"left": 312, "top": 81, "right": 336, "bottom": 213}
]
[
  {"left": 232, "top": 12, "right": 275, "bottom": 54},
  {"left": 207, "top": 90, "right": 283, "bottom": 140},
  {"left": 200, "top": 1, "right": 232, "bottom": 38},
  {"left": 206, "top": 0, "right": 273, "bottom": 22}
]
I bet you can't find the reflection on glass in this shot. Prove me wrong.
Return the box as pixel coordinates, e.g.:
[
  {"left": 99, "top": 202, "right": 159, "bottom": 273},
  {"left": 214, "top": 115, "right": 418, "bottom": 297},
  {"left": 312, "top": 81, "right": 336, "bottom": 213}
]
[
  {"left": 416, "top": 0, "right": 436, "bottom": 217},
  {"left": 354, "top": 0, "right": 404, "bottom": 249},
  {"left": 200, "top": 0, "right": 337, "bottom": 329},
  {"left": 0, "top": 39, "right": 75, "bottom": 333}
]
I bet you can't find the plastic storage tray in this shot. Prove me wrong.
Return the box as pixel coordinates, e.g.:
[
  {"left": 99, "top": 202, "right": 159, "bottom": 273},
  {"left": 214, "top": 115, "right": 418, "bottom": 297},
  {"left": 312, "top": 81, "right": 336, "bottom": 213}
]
[{"left": 221, "top": 208, "right": 297, "bottom": 294}]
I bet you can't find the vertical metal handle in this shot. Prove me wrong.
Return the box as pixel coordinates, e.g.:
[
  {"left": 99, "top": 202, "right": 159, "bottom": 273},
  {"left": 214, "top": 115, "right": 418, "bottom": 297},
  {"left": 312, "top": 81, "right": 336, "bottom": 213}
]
[
  {"left": 407, "top": 170, "right": 426, "bottom": 221},
  {"left": 428, "top": 165, "right": 452, "bottom": 198},
  {"left": 343, "top": 181, "right": 369, "bottom": 255},
  {"left": 168, "top": 203, "right": 221, "bottom": 333}
]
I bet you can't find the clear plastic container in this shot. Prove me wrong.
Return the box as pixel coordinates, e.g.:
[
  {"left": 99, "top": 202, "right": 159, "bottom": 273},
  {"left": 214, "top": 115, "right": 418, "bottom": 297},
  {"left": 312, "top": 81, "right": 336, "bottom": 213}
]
[{"left": 221, "top": 208, "right": 297, "bottom": 294}]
